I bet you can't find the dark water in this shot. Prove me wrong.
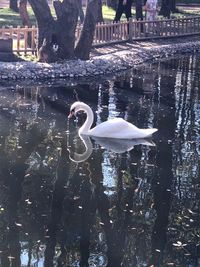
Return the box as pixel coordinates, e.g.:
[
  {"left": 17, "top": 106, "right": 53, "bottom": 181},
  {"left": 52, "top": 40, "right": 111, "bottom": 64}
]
[{"left": 0, "top": 54, "right": 200, "bottom": 267}]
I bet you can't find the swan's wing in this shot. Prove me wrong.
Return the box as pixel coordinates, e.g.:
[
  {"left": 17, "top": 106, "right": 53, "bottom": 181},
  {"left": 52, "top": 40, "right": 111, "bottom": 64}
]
[{"left": 89, "top": 118, "right": 140, "bottom": 138}]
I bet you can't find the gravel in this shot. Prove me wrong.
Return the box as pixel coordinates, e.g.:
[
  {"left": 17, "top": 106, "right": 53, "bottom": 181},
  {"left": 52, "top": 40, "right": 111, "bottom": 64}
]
[{"left": 0, "top": 37, "right": 200, "bottom": 81}]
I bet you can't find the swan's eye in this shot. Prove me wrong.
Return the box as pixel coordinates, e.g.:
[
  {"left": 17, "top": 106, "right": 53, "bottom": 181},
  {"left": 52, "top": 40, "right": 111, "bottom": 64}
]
[{"left": 71, "top": 108, "right": 75, "bottom": 113}]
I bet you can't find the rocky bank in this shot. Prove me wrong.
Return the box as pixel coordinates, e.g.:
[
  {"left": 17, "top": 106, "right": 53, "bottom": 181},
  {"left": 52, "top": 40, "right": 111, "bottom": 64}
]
[{"left": 0, "top": 36, "right": 200, "bottom": 81}]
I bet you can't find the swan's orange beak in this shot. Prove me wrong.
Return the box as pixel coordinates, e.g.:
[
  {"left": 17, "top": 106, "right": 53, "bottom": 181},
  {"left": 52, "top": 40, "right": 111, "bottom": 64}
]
[{"left": 68, "top": 111, "right": 75, "bottom": 119}]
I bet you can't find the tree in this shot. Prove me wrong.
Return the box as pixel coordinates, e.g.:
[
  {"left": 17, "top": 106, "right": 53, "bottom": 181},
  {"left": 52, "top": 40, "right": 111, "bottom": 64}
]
[
  {"left": 10, "top": 0, "right": 19, "bottom": 12},
  {"left": 78, "top": 0, "right": 85, "bottom": 23},
  {"left": 75, "top": 0, "right": 99, "bottom": 59},
  {"left": 28, "top": 0, "right": 98, "bottom": 62},
  {"left": 97, "top": 0, "right": 104, "bottom": 22},
  {"left": 19, "top": 0, "right": 32, "bottom": 47},
  {"left": 19, "top": 0, "right": 30, "bottom": 26}
]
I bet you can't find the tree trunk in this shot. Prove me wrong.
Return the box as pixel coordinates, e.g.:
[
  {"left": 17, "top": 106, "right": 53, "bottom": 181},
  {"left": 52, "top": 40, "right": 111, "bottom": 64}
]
[
  {"left": 28, "top": 0, "right": 55, "bottom": 48},
  {"left": 78, "top": 0, "right": 85, "bottom": 23},
  {"left": 53, "top": 0, "right": 79, "bottom": 59},
  {"left": 97, "top": 0, "right": 104, "bottom": 22},
  {"left": 19, "top": 0, "right": 30, "bottom": 26},
  {"left": 28, "top": 0, "right": 78, "bottom": 62},
  {"left": 28, "top": 0, "right": 97, "bottom": 62},
  {"left": 10, "top": 0, "right": 19, "bottom": 12},
  {"left": 19, "top": 0, "right": 32, "bottom": 47},
  {"left": 75, "top": 0, "right": 98, "bottom": 60}
]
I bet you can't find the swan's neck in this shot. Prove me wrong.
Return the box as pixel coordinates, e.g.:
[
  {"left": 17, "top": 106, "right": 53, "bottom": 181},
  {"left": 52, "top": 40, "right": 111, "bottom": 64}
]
[{"left": 79, "top": 104, "right": 94, "bottom": 135}]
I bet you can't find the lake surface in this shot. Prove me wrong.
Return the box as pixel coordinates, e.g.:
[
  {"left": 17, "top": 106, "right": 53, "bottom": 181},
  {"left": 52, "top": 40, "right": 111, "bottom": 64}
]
[{"left": 0, "top": 54, "right": 200, "bottom": 267}]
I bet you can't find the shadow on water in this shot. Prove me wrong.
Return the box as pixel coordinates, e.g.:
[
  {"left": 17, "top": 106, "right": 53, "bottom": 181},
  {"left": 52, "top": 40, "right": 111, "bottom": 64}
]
[{"left": 0, "top": 54, "right": 200, "bottom": 266}]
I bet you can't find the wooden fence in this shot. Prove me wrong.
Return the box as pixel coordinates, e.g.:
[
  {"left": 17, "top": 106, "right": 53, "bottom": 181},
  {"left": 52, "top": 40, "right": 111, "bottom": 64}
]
[{"left": 0, "top": 16, "right": 200, "bottom": 54}]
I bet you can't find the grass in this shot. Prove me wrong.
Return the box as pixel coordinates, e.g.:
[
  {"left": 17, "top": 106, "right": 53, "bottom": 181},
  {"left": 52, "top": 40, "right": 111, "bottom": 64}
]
[
  {"left": 0, "top": 4, "right": 199, "bottom": 28},
  {"left": 102, "top": 5, "right": 115, "bottom": 21},
  {"left": 0, "top": 5, "right": 120, "bottom": 27},
  {"left": 102, "top": 5, "right": 200, "bottom": 21},
  {"left": 0, "top": 7, "right": 36, "bottom": 27}
]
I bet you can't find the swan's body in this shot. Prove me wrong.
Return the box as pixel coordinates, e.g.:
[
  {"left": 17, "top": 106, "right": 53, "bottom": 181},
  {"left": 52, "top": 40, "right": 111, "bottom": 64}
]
[{"left": 68, "top": 102, "right": 158, "bottom": 139}]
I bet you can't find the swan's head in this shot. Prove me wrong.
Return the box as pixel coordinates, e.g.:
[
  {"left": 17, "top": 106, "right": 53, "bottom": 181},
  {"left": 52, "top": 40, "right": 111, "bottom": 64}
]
[{"left": 68, "top": 101, "right": 89, "bottom": 119}]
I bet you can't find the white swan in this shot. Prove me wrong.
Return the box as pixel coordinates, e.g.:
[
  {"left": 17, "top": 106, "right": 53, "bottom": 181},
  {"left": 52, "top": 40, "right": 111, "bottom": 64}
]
[{"left": 68, "top": 101, "right": 158, "bottom": 139}]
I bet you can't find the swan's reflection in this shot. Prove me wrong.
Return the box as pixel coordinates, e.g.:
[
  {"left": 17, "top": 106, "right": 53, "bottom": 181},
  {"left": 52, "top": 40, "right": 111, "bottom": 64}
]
[
  {"left": 68, "top": 135, "right": 93, "bottom": 163},
  {"left": 68, "top": 134, "right": 155, "bottom": 163}
]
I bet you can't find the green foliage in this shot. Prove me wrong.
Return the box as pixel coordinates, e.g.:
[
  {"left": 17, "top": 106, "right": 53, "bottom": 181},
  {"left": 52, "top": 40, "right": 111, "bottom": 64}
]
[{"left": 0, "top": 7, "right": 36, "bottom": 27}]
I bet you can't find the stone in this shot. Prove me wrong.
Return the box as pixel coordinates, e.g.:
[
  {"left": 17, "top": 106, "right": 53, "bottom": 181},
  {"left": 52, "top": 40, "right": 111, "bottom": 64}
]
[
  {"left": 0, "top": 37, "right": 200, "bottom": 81},
  {"left": 0, "top": 39, "right": 12, "bottom": 52},
  {"left": 0, "top": 52, "right": 23, "bottom": 62}
]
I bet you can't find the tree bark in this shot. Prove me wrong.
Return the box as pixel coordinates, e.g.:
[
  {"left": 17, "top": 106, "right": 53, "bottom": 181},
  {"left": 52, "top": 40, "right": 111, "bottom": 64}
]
[
  {"left": 75, "top": 0, "right": 98, "bottom": 60},
  {"left": 54, "top": 0, "right": 79, "bottom": 59},
  {"left": 97, "top": 0, "right": 104, "bottom": 23},
  {"left": 28, "top": 0, "right": 55, "bottom": 49},
  {"left": 10, "top": 0, "right": 19, "bottom": 12},
  {"left": 19, "top": 0, "right": 32, "bottom": 47},
  {"left": 28, "top": 0, "right": 79, "bottom": 61},
  {"left": 78, "top": 0, "right": 85, "bottom": 23},
  {"left": 19, "top": 0, "right": 30, "bottom": 26}
]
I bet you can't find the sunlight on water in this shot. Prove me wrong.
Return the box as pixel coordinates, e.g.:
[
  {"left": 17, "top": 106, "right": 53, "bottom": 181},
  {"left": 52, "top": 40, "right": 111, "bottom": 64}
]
[{"left": 102, "top": 151, "right": 118, "bottom": 194}]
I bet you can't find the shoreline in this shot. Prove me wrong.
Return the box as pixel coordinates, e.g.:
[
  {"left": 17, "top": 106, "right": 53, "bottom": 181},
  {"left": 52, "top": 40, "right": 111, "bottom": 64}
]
[{"left": 0, "top": 36, "right": 200, "bottom": 82}]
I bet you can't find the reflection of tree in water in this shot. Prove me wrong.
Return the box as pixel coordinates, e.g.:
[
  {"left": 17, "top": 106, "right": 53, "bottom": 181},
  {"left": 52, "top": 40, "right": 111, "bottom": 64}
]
[
  {"left": 166, "top": 55, "right": 200, "bottom": 267},
  {"left": 0, "top": 85, "right": 70, "bottom": 266},
  {"left": 0, "top": 88, "right": 49, "bottom": 266}
]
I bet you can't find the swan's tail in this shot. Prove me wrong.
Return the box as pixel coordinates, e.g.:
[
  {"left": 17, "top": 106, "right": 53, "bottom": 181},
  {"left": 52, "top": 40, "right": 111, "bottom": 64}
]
[{"left": 142, "top": 128, "right": 158, "bottom": 137}]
